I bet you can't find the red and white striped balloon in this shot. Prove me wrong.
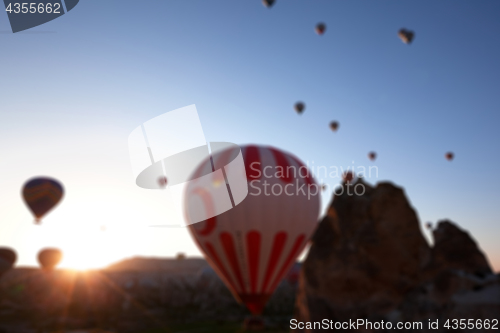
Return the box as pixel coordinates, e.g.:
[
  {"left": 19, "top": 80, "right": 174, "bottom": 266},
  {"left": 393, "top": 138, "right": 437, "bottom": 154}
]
[{"left": 185, "top": 145, "right": 320, "bottom": 315}]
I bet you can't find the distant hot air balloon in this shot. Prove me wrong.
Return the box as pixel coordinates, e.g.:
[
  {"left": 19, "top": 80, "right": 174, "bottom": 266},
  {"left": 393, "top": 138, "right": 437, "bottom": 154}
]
[
  {"left": 22, "top": 177, "right": 64, "bottom": 224},
  {"left": 342, "top": 171, "right": 354, "bottom": 183},
  {"left": 185, "top": 145, "right": 320, "bottom": 317},
  {"left": 294, "top": 102, "right": 305, "bottom": 114},
  {"left": 315, "top": 23, "right": 326, "bottom": 35},
  {"left": 425, "top": 222, "right": 433, "bottom": 230},
  {"left": 398, "top": 28, "right": 414, "bottom": 44},
  {"left": 262, "top": 0, "right": 275, "bottom": 8},
  {"left": 445, "top": 152, "right": 454, "bottom": 161},
  {"left": 368, "top": 152, "right": 377, "bottom": 161},
  {"left": 321, "top": 184, "right": 327, "bottom": 191},
  {"left": 329, "top": 121, "right": 339, "bottom": 132},
  {"left": 158, "top": 176, "right": 168, "bottom": 188},
  {"left": 37, "top": 248, "right": 62, "bottom": 271},
  {"left": 0, "top": 248, "right": 17, "bottom": 278}
]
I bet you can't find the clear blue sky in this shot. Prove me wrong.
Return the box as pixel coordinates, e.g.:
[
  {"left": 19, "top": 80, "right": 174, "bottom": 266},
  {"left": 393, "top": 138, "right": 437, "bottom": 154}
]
[{"left": 1, "top": 0, "right": 499, "bottom": 270}]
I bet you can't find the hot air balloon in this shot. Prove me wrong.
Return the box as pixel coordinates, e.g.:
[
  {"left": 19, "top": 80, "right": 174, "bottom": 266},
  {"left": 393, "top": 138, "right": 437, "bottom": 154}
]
[
  {"left": 0, "top": 247, "right": 16, "bottom": 278},
  {"left": 315, "top": 23, "right": 326, "bottom": 35},
  {"left": 445, "top": 152, "right": 454, "bottom": 161},
  {"left": 398, "top": 28, "right": 414, "bottom": 44},
  {"left": 262, "top": 0, "right": 275, "bottom": 8},
  {"left": 329, "top": 121, "right": 339, "bottom": 132},
  {"left": 368, "top": 151, "right": 377, "bottom": 161},
  {"left": 22, "top": 177, "right": 64, "bottom": 224},
  {"left": 321, "top": 184, "right": 327, "bottom": 191},
  {"left": 294, "top": 102, "right": 305, "bottom": 114},
  {"left": 37, "top": 248, "right": 62, "bottom": 271},
  {"left": 342, "top": 171, "right": 354, "bottom": 183},
  {"left": 425, "top": 222, "right": 433, "bottom": 230},
  {"left": 185, "top": 145, "right": 320, "bottom": 318},
  {"left": 158, "top": 176, "right": 168, "bottom": 188}
]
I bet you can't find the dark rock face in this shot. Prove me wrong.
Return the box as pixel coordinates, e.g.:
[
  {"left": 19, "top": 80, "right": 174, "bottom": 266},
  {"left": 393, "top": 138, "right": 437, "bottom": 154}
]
[
  {"left": 430, "top": 221, "right": 492, "bottom": 278},
  {"left": 295, "top": 180, "right": 499, "bottom": 332}
]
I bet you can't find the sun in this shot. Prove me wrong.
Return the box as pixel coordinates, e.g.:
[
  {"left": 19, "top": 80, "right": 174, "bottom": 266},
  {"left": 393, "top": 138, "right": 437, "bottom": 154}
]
[
  {"left": 31, "top": 199, "right": 167, "bottom": 271},
  {"left": 53, "top": 224, "right": 143, "bottom": 271},
  {"left": 49, "top": 227, "right": 118, "bottom": 271},
  {"left": 60, "top": 244, "right": 109, "bottom": 271},
  {"left": 64, "top": 251, "right": 100, "bottom": 271}
]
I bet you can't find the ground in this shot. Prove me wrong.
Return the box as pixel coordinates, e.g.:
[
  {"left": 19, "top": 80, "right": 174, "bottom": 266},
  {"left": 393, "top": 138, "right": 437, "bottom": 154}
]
[{"left": 139, "top": 322, "right": 289, "bottom": 333}]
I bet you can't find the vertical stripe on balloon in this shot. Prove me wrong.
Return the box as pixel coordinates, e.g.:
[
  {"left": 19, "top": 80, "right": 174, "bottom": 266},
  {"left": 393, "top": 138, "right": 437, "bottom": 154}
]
[
  {"left": 246, "top": 231, "right": 261, "bottom": 293},
  {"left": 205, "top": 242, "right": 239, "bottom": 293},
  {"left": 268, "top": 147, "right": 293, "bottom": 183},
  {"left": 220, "top": 232, "right": 246, "bottom": 293},
  {"left": 244, "top": 146, "right": 261, "bottom": 181},
  {"left": 268, "top": 234, "right": 307, "bottom": 293},
  {"left": 260, "top": 232, "right": 287, "bottom": 293}
]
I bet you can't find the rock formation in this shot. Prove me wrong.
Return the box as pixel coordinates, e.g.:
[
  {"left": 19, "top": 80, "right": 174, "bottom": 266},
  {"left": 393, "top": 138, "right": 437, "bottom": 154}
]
[{"left": 295, "top": 179, "right": 499, "bottom": 332}]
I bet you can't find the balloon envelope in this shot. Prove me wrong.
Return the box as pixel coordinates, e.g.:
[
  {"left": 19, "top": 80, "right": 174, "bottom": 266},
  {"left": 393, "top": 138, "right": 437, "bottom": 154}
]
[
  {"left": 158, "top": 176, "right": 168, "bottom": 188},
  {"left": 445, "top": 152, "right": 454, "bottom": 161},
  {"left": 329, "top": 121, "right": 339, "bottom": 132},
  {"left": 37, "top": 248, "right": 63, "bottom": 271},
  {"left": 315, "top": 23, "right": 326, "bottom": 35},
  {"left": 185, "top": 145, "right": 320, "bottom": 315},
  {"left": 262, "top": 0, "right": 275, "bottom": 8},
  {"left": 398, "top": 28, "right": 414, "bottom": 44},
  {"left": 368, "top": 152, "right": 377, "bottom": 161},
  {"left": 294, "top": 102, "right": 305, "bottom": 114},
  {"left": 22, "top": 177, "right": 64, "bottom": 223},
  {"left": 342, "top": 171, "right": 354, "bottom": 183},
  {"left": 0, "top": 248, "right": 17, "bottom": 277}
]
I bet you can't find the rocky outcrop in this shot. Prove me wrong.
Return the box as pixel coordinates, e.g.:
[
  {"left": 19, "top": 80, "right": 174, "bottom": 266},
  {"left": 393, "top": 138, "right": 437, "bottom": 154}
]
[
  {"left": 429, "top": 221, "right": 492, "bottom": 278},
  {"left": 295, "top": 179, "right": 498, "bottom": 332}
]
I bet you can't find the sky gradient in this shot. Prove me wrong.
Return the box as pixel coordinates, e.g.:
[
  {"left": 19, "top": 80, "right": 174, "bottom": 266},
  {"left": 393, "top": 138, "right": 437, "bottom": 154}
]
[{"left": 0, "top": 0, "right": 499, "bottom": 270}]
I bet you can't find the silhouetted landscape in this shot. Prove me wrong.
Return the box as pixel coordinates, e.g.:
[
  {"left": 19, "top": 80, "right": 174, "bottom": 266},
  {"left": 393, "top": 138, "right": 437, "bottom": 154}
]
[
  {"left": 0, "top": 257, "right": 298, "bottom": 333},
  {"left": 1, "top": 181, "right": 498, "bottom": 333}
]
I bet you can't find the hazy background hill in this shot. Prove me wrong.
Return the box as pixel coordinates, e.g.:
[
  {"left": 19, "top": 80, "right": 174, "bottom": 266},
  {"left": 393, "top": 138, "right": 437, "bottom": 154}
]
[{"left": 105, "top": 256, "right": 209, "bottom": 274}]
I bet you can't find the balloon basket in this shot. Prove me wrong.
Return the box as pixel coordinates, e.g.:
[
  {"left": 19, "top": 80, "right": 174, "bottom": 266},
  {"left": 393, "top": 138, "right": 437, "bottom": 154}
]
[{"left": 243, "top": 316, "right": 265, "bottom": 331}]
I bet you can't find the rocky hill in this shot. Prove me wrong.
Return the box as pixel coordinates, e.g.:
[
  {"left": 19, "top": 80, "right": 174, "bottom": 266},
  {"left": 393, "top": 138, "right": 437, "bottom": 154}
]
[
  {"left": 105, "top": 256, "right": 209, "bottom": 274},
  {"left": 294, "top": 179, "right": 499, "bottom": 332}
]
